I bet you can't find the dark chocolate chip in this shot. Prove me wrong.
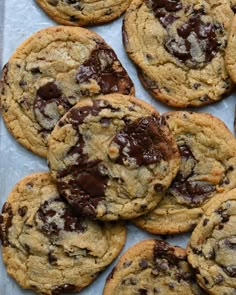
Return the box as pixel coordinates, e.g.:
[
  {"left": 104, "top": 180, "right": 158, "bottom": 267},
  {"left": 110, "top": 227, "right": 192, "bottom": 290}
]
[
  {"left": 139, "top": 259, "right": 149, "bottom": 269},
  {"left": 100, "top": 118, "right": 111, "bottom": 127},
  {"left": 70, "top": 15, "right": 79, "bottom": 22},
  {"left": 48, "top": 251, "right": 57, "bottom": 264},
  {"left": 0, "top": 202, "right": 13, "bottom": 246},
  {"left": 138, "top": 289, "right": 147, "bottom": 295},
  {"left": 30, "top": 67, "right": 41, "bottom": 74},
  {"left": 19, "top": 80, "right": 27, "bottom": 87},
  {"left": 154, "top": 183, "right": 165, "bottom": 192},
  {"left": 18, "top": 206, "right": 28, "bottom": 217},
  {"left": 52, "top": 284, "right": 78, "bottom": 294},
  {"left": 223, "top": 266, "right": 236, "bottom": 277},
  {"left": 36, "top": 82, "right": 62, "bottom": 100},
  {"left": 203, "top": 218, "right": 209, "bottom": 226},
  {"left": 231, "top": 4, "right": 236, "bottom": 13}
]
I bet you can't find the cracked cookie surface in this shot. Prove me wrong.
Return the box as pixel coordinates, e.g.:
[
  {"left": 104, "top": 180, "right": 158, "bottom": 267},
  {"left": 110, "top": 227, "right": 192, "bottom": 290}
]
[
  {"left": 187, "top": 188, "right": 236, "bottom": 294},
  {"left": 123, "top": 0, "right": 234, "bottom": 107},
  {"left": 47, "top": 94, "right": 180, "bottom": 221},
  {"left": 132, "top": 111, "right": 236, "bottom": 234},
  {"left": 0, "top": 26, "right": 134, "bottom": 157},
  {"left": 36, "top": 0, "right": 132, "bottom": 26},
  {"left": 103, "top": 239, "right": 204, "bottom": 295},
  {"left": 0, "top": 172, "right": 126, "bottom": 295}
]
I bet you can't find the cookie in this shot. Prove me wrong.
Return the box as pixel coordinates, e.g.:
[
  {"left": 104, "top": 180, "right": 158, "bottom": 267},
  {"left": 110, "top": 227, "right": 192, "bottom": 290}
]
[
  {"left": 36, "top": 0, "right": 132, "bottom": 26},
  {"left": 0, "top": 26, "right": 134, "bottom": 158},
  {"left": 187, "top": 189, "right": 236, "bottom": 294},
  {"left": 0, "top": 172, "right": 126, "bottom": 295},
  {"left": 132, "top": 111, "right": 236, "bottom": 234},
  {"left": 225, "top": 15, "right": 236, "bottom": 83},
  {"left": 123, "top": 0, "right": 234, "bottom": 107},
  {"left": 47, "top": 94, "right": 180, "bottom": 221},
  {"left": 103, "top": 239, "right": 204, "bottom": 295}
]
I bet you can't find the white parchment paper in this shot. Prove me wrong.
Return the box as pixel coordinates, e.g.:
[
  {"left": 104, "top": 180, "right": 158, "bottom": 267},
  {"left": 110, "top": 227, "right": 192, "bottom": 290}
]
[{"left": 0, "top": 1, "right": 235, "bottom": 294}]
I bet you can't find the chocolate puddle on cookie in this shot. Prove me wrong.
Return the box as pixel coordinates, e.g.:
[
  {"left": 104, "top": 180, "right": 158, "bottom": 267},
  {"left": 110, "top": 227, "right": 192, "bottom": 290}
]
[
  {"left": 148, "top": 0, "right": 226, "bottom": 68},
  {"left": 76, "top": 47, "right": 133, "bottom": 95},
  {"left": 108, "top": 116, "right": 170, "bottom": 167},
  {"left": 34, "top": 81, "right": 74, "bottom": 131},
  {"left": 169, "top": 144, "right": 216, "bottom": 206}
]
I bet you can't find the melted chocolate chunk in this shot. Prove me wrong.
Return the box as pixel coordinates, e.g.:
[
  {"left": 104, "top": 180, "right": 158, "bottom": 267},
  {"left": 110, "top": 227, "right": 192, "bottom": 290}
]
[
  {"left": 76, "top": 47, "right": 133, "bottom": 95},
  {"left": 164, "top": 10, "right": 223, "bottom": 67},
  {"left": 0, "top": 202, "right": 13, "bottom": 246},
  {"left": 57, "top": 160, "right": 108, "bottom": 218},
  {"left": 34, "top": 82, "right": 73, "bottom": 130},
  {"left": 216, "top": 207, "right": 229, "bottom": 223},
  {"left": 149, "top": 0, "right": 182, "bottom": 27},
  {"left": 223, "top": 266, "right": 236, "bottom": 277},
  {"left": 36, "top": 197, "right": 85, "bottom": 235},
  {"left": 154, "top": 183, "right": 165, "bottom": 192},
  {"left": 154, "top": 240, "right": 185, "bottom": 265},
  {"left": 169, "top": 144, "right": 215, "bottom": 205},
  {"left": 37, "top": 82, "right": 62, "bottom": 100},
  {"left": 31, "top": 67, "right": 41, "bottom": 74},
  {"left": 203, "top": 218, "right": 209, "bottom": 226},
  {"left": 48, "top": 251, "right": 57, "bottom": 264},
  {"left": 18, "top": 206, "right": 28, "bottom": 217},
  {"left": 231, "top": 4, "right": 236, "bottom": 13},
  {"left": 109, "top": 116, "right": 170, "bottom": 166},
  {"left": 138, "top": 289, "right": 147, "bottom": 295},
  {"left": 52, "top": 284, "right": 78, "bottom": 294},
  {"left": 223, "top": 238, "right": 236, "bottom": 250}
]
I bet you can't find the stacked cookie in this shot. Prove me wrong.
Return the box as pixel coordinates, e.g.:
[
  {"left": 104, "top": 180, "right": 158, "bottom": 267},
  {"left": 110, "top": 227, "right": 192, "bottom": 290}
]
[{"left": 1, "top": 0, "right": 236, "bottom": 294}]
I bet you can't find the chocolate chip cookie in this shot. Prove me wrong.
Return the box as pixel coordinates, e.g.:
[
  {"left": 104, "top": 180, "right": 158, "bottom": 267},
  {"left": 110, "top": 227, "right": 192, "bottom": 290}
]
[
  {"left": 123, "top": 0, "right": 234, "bottom": 107},
  {"left": 47, "top": 94, "right": 180, "bottom": 221},
  {"left": 0, "top": 172, "right": 126, "bottom": 295},
  {"left": 0, "top": 26, "right": 134, "bottom": 157},
  {"left": 225, "top": 15, "right": 236, "bottom": 83},
  {"left": 36, "top": 0, "right": 132, "bottom": 26},
  {"left": 187, "top": 189, "right": 236, "bottom": 294},
  {"left": 132, "top": 111, "right": 236, "bottom": 234},
  {"left": 103, "top": 239, "right": 204, "bottom": 295}
]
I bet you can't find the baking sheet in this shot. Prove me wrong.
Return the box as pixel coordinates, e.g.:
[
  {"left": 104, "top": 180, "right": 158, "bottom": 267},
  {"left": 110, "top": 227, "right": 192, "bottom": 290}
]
[{"left": 0, "top": 0, "right": 235, "bottom": 294}]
